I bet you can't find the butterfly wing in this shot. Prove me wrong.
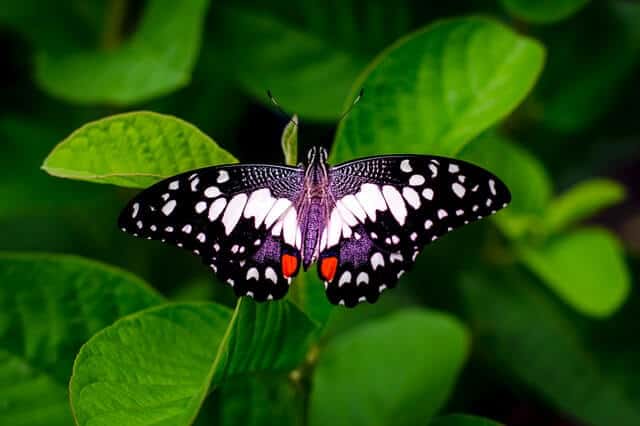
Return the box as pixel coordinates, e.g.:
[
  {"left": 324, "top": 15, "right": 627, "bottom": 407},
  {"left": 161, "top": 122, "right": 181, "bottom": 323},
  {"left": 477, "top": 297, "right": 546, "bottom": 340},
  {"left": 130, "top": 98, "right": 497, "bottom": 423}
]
[
  {"left": 118, "top": 164, "right": 305, "bottom": 301},
  {"left": 318, "top": 155, "right": 511, "bottom": 307}
]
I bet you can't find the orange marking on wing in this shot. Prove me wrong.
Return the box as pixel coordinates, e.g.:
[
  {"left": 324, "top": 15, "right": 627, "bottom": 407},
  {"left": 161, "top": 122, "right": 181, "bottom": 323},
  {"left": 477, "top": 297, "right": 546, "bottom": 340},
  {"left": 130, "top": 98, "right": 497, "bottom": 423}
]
[
  {"left": 319, "top": 257, "right": 338, "bottom": 282},
  {"left": 281, "top": 254, "right": 298, "bottom": 278}
]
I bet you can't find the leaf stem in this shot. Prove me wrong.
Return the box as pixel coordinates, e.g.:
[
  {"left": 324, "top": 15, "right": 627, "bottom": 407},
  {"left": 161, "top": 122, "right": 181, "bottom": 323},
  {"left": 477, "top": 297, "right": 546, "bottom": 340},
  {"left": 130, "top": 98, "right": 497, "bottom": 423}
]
[{"left": 101, "top": 0, "right": 127, "bottom": 50}]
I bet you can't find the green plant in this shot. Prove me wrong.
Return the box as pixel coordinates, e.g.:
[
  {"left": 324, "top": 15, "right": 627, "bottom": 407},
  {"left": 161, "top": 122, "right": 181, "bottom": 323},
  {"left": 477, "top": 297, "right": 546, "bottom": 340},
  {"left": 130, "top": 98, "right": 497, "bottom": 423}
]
[{"left": 1, "top": 1, "right": 638, "bottom": 425}]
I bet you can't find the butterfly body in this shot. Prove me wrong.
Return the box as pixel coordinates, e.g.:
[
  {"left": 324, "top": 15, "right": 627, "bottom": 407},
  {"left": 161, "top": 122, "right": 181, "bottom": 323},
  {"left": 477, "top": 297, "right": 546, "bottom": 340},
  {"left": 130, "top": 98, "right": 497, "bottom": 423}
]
[{"left": 119, "top": 146, "right": 510, "bottom": 307}]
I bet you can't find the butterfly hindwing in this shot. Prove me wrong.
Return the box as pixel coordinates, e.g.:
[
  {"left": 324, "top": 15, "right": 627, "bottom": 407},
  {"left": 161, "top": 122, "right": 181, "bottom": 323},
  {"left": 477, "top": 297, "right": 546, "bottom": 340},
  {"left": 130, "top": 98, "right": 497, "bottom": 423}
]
[
  {"left": 118, "top": 164, "right": 304, "bottom": 300},
  {"left": 319, "top": 155, "right": 511, "bottom": 306}
]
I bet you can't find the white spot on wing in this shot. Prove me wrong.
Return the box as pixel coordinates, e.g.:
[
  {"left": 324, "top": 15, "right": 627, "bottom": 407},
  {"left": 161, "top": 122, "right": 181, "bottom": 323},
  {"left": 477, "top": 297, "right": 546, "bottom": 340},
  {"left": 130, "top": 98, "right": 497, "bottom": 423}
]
[
  {"left": 247, "top": 267, "right": 259, "bottom": 280},
  {"left": 191, "top": 178, "right": 200, "bottom": 192},
  {"left": 217, "top": 170, "right": 230, "bottom": 183},
  {"left": 195, "top": 201, "right": 207, "bottom": 214},
  {"left": 437, "top": 209, "right": 448, "bottom": 219},
  {"left": 162, "top": 200, "right": 177, "bottom": 216},
  {"left": 244, "top": 188, "right": 276, "bottom": 228},
  {"left": 400, "top": 159, "right": 412, "bottom": 173},
  {"left": 429, "top": 164, "right": 438, "bottom": 178},
  {"left": 382, "top": 185, "right": 407, "bottom": 225},
  {"left": 356, "top": 272, "right": 369, "bottom": 285},
  {"left": 182, "top": 224, "right": 192, "bottom": 234},
  {"left": 422, "top": 188, "right": 434, "bottom": 200},
  {"left": 402, "top": 187, "right": 421, "bottom": 209},
  {"left": 338, "top": 271, "right": 351, "bottom": 287},
  {"left": 390, "top": 253, "right": 403, "bottom": 263},
  {"left": 168, "top": 180, "right": 179, "bottom": 190},
  {"left": 448, "top": 164, "right": 460, "bottom": 173},
  {"left": 264, "top": 198, "right": 292, "bottom": 228},
  {"left": 335, "top": 200, "right": 358, "bottom": 226},
  {"left": 327, "top": 208, "right": 344, "bottom": 247},
  {"left": 489, "top": 179, "right": 497, "bottom": 195},
  {"left": 208, "top": 198, "right": 227, "bottom": 221},
  {"left": 356, "top": 183, "right": 387, "bottom": 222},
  {"left": 265, "top": 267, "right": 277, "bottom": 283},
  {"left": 197, "top": 233, "right": 206, "bottom": 242},
  {"left": 424, "top": 219, "right": 433, "bottom": 229},
  {"left": 371, "top": 252, "right": 385, "bottom": 270},
  {"left": 341, "top": 195, "right": 367, "bottom": 222},
  {"left": 131, "top": 202, "right": 139, "bottom": 218},
  {"left": 204, "top": 186, "right": 221, "bottom": 198},
  {"left": 222, "top": 193, "right": 248, "bottom": 234},
  {"left": 282, "top": 208, "right": 298, "bottom": 246},
  {"left": 452, "top": 182, "right": 466, "bottom": 198},
  {"left": 409, "top": 174, "right": 425, "bottom": 186}
]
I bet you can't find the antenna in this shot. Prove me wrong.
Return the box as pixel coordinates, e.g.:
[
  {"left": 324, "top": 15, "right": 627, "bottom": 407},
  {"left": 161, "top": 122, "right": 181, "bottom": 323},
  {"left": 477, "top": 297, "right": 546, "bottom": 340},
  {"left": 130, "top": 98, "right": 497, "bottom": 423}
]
[
  {"left": 267, "top": 90, "right": 297, "bottom": 127},
  {"left": 338, "top": 88, "right": 364, "bottom": 122}
]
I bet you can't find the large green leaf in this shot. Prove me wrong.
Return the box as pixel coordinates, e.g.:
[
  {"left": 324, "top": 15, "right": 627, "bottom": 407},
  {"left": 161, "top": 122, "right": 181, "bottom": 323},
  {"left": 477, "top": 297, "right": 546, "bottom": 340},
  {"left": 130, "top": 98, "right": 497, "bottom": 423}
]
[
  {"left": 0, "top": 2, "right": 100, "bottom": 53},
  {"left": 35, "top": 0, "right": 210, "bottom": 105},
  {"left": 519, "top": 227, "right": 630, "bottom": 317},
  {"left": 332, "top": 17, "right": 545, "bottom": 161},
  {"left": 461, "top": 134, "right": 552, "bottom": 216},
  {"left": 0, "top": 117, "right": 113, "bottom": 219},
  {"left": 430, "top": 414, "right": 503, "bottom": 426},
  {"left": 542, "top": 179, "right": 626, "bottom": 235},
  {"left": 500, "top": 0, "right": 590, "bottom": 24},
  {"left": 212, "top": 1, "right": 412, "bottom": 120},
  {"left": 70, "top": 298, "right": 317, "bottom": 426},
  {"left": 42, "top": 111, "right": 237, "bottom": 188},
  {"left": 0, "top": 253, "right": 163, "bottom": 426},
  {"left": 460, "top": 268, "right": 640, "bottom": 426},
  {"left": 197, "top": 374, "right": 304, "bottom": 426},
  {"left": 532, "top": 2, "right": 640, "bottom": 132},
  {"left": 309, "top": 309, "right": 469, "bottom": 426},
  {"left": 460, "top": 133, "right": 552, "bottom": 239}
]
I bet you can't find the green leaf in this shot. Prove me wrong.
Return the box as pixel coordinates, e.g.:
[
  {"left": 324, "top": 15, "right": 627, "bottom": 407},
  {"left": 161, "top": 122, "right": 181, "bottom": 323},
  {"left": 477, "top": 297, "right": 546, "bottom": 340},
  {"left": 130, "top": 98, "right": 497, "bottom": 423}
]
[
  {"left": 430, "top": 414, "right": 503, "bottom": 426},
  {"left": 519, "top": 228, "right": 630, "bottom": 317},
  {"left": 198, "top": 374, "right": 304, "bottom": 426},
  {"left": 70, "top": 298, "right": 318, "bottom": 426},
  {"left": 542, "top": 179, "right": 626, "bottom": 235},
  {"left": 0, "top": 2, "right": 103, "bottom": 53},
  {"left": 332, "top": 17, "right": 545, "bottom": 161},
  {"left": 500, "top": 0, "right": 590, "bottom": 24},
  {"left": 309, "top": 309, "right": 469, "bottom": 426},
  {"left": 460, "top": 267, "right": 640, "bottom": 426},
  {"left": 289, "top": 271, "right": 334, "bottom": 327},
  {"left": 460, "top": 133, "right": 552, "bottom": 239},
  {"left": 281, "top": 115, "right": 299, "bottom": 166},
  {"left": 212, "top": 2, "right": 412, "bottom": 120},
  {"left": 42, "top": 111, "right": 237, "bottom": 188},
  {"left": 0, "top": 253, "right": 162, "bottom": 426},
  {"left": 532, "top": 3, "right": 639, "bottom": 132},
  {"left": 35, "top": 0, "right": 210, "bottom": 105},
  {"left": 0, "top": 117, "right": 113, "bottom": 219}
]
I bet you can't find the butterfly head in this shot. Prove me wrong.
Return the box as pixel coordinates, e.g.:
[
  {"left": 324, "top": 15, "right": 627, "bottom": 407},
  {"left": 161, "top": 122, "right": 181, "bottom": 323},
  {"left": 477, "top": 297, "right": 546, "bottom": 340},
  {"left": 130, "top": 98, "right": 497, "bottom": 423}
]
[{"left": 306, "top": 146, "right": 328, "bottom": 166}]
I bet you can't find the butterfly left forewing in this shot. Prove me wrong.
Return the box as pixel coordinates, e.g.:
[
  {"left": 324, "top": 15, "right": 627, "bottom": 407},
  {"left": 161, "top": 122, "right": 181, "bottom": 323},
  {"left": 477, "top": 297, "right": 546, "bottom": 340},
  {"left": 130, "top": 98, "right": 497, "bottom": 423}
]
[
  {"left": 320, "top": 155, "right": 511, "bottom": 306},
  {"left": 118, "top": 164, "right": 304, "bottom": 300}
]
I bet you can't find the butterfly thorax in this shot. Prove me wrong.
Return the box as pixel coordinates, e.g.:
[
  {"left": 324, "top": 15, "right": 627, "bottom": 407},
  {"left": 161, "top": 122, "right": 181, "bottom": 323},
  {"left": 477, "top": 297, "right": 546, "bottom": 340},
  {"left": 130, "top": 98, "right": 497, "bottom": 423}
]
[{"left": 299, "top": 147, "right": 331, "bottom": 269}]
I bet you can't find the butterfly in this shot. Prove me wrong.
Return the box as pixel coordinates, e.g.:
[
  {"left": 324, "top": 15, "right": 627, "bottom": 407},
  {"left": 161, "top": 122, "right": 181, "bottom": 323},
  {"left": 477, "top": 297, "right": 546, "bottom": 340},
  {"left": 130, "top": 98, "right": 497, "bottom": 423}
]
[{"left": 119, "top": 146, "right": 510, "bottom": 307}]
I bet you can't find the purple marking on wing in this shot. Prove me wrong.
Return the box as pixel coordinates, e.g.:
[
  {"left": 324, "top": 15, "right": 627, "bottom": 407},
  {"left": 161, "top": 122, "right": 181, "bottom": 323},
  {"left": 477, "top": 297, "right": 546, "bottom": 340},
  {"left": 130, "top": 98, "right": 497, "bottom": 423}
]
[
  {"left": 339, "top": 227, "right": 373, "bottom": 266},
  {"left": 253, "top": 235, "right": 282, "bottom": 263}
]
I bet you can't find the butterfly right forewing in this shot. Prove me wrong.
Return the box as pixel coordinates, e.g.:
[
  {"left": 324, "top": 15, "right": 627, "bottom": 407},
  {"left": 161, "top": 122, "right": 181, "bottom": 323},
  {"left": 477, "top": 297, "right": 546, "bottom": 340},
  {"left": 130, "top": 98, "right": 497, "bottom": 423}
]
[{"left": 318, "top": 155, "right": 511, "bottom": 306}]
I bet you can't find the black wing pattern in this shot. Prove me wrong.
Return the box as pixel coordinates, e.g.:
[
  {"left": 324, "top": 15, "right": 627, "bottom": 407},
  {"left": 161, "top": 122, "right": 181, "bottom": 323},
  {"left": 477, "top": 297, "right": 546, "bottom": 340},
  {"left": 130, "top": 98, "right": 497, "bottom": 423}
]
[
  {"left": 319, "top": 155, "right": 511, "bottom": 307},
  {"left": 118, "top": 164, "right": 304, "bottom": 301}
]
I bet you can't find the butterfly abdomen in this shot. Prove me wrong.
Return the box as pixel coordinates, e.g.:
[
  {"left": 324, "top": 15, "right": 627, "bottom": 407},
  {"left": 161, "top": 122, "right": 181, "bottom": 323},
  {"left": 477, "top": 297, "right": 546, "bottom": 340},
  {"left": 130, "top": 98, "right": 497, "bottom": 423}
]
[{"left": 300, "top": 198, "right": 326, "bottom": 269}]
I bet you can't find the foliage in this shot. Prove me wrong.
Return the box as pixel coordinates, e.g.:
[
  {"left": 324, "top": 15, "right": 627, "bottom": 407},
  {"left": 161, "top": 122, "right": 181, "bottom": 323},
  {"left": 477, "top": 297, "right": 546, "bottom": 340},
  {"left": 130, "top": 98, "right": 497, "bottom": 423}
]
[{"left": 1, "top": 1, "right": 637, "bottom": 425}]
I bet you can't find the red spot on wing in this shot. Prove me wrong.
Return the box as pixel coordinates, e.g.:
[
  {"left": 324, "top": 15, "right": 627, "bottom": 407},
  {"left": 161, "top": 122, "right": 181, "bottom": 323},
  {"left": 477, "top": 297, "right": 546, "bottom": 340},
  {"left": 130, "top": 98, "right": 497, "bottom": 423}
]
[
  {"left": 319, "top": 256, "right": 338, "bottom": 282},
  {"left": 281, "top": 254, "right": 299, "bottom": 278}
]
